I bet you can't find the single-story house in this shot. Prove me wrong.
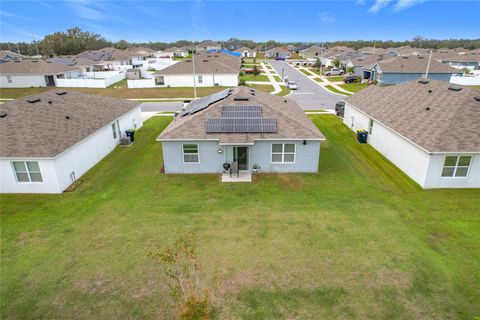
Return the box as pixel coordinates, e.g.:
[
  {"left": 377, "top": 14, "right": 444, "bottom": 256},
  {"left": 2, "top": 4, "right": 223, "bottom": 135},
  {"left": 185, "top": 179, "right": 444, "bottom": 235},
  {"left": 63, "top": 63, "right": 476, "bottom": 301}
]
[
  {"left": 0, "top": 59, "right": 82, "bottom": 88},
  {"left": 363, "top": 56, "right": 460, "bottom": 85},
  {"left": 321, "top": 46, "right": 354, "bottom": 67},
  {"left": 152, "top": 52, "right": 240, "bottom": 87},
  {"left": 265, "top": 47, "right": 291, "bottom": 59},
  {"left": 77, "top": 47, "right": 136, "bottom": 70},
  {"left": 157, "top": 86, "right": 325, "bottom": 174},
  {"left": 346, "top": 55, "right": 395, "bottom": 78},
  {"left": 195, "top": 40, "right": 222, "bottom": 52},
  {"left": 358, "top": 47, "right": 387, "bottom": 55},
  {"left": 234, "top": 47, "right": 256, "bottom": 58},
  {"left": 0, "top": 91, "right": 142, "bottom": 193},
  {"left": 157, "top": 47, "right": 189, "bottom": 58},
  {"left": 0, "top": 50, "right": 22, "bottom": 63},
  {"left": 434, "top": 51, "right": 480, "bottom": 71},
  {"left": 298, "top": 45, "right": 324, "bottom": 60},
  {"left": 343, "top": 79, "right": 480, "bottom": 188}
]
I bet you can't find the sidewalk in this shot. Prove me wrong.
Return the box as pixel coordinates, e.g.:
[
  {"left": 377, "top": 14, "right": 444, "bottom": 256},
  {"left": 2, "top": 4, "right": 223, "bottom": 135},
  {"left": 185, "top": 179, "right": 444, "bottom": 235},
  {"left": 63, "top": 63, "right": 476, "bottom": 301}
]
[{"left": 294, "top": 65, "right": 353, "bottom": 96}]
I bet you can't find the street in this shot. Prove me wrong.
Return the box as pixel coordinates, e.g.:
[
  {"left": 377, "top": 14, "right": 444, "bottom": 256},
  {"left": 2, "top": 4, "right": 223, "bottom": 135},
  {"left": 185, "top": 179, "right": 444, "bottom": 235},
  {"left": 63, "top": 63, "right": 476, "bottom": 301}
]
[
  {"left": 268, "top": 60, "right": 344, "bottom": 109},
  {"left": 140, "top": 101, "right": 183, "bottom": 112}
]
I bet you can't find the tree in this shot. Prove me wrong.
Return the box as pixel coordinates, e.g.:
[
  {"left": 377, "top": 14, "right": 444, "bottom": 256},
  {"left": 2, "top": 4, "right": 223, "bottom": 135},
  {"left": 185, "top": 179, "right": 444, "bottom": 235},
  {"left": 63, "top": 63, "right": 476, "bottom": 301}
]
[
  {"left": 114, "top": 40, "right": 130, "bottom": 50},
  {"left": 148, "top": 233, "right": 215, "bottom": 319},
  {"left": 314, "top": 58, "right": 321, "bottom": 70},
  {"left": 347, "top": 66, "right": 355, "bottom": 74},
  {"left": 39, "top": 27, "right": 111, "bottom": 55},
  {"left": 332, "top": 58, "right": 341, "bottom": 68},
  {"left": 253, "top": 65, "right": 260, "bottom": 77}
]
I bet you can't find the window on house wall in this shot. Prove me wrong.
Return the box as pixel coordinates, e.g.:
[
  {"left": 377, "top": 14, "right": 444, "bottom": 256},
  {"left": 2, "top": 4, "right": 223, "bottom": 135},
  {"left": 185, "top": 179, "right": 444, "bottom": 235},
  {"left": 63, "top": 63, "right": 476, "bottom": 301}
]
[
  {"left": 198, "top": 75, "right": 203, "bottom": 84},
  {"left": 183, "top": 144, "right": 199, "bottom": 163},
  {"left": 368, "top": 119, "right": 374, "bottom": 135},
  {"left": 441, "top": 156, "right": 472, "bottom": 177},
  {"left": 7, "top": 75, "right": 12, "bottom": 83},
  {"left": 112, "top": 122, "right": 117, "bottom": 139},
  {"left": 12, "top": 161, "right": 43, "bottom": 182},
  {"left": 271, "top": 143, "right": 296, "bottom": 163}
]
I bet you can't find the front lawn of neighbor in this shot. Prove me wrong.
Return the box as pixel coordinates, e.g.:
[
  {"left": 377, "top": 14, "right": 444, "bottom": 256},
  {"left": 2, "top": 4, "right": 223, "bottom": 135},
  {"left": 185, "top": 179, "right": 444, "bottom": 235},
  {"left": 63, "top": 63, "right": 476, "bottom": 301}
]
[
  {"left": 324, "top": 85, "right": 352, "bottom": 96},
  {"left": 0, "top": 86, "right": 228, "bottom": 100},
  {"left": 300, "top": 69, "right": 313, "bottom": 76},
  {"left": 246, "top": 83, "right": 275, "bottom": 93},
  {"left": 325, "top": 76, "right": 344, "bottom": 82},
  {"left": 1, "top": 115, "right": 479, "bottom": 319},
  {"left": 338, "top": 83, "right": 369, "bottom": 93},
  {"left": 240, "top": 74, "right": 270, "bottom": 82}
]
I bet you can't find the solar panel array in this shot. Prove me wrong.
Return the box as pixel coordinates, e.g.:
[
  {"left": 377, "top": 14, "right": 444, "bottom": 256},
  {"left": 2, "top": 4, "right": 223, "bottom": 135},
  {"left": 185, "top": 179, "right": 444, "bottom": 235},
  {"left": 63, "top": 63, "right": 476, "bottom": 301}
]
[
  {"left": 206, "top": 104, "right": 277, "bottom": 133},
  {"left": 206, "top": 118, "right": 277, "bottom": 133},
  {"left": 181, "top": 88, "right": 231, "bottom": 116},
  {"left": 221, "top": 105, "right": 261, "bottom": 118}
]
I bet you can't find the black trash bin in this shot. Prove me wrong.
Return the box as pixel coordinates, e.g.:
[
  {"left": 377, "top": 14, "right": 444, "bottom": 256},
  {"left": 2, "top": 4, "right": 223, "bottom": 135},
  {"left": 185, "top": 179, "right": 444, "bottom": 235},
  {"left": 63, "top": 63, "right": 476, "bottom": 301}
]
[
  {"left": 125, "top": 129, "right": 135, "bottom": 142},
  {"left": 356, "top": 130, "right": 368, "bottom": 143}
]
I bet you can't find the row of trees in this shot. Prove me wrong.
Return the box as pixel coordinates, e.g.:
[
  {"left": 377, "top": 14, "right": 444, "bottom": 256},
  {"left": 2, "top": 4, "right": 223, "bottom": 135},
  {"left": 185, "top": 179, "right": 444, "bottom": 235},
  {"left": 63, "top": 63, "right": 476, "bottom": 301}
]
[{"left": 1, "top": 28, "right": 479, "bottom": 57}]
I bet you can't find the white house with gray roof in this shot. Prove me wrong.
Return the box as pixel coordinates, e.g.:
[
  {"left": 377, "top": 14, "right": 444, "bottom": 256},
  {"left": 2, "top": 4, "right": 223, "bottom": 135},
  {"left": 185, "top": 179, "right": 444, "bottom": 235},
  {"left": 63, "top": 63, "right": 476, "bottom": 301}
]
[
  {"left": 343, "top": 79, "right": 480, "bottom": 189},
  {"left": 0, "top": 91, "right": 142, "bottom": 193},
  {"left": 157, "top": 86, "right": 325, "bottom": 176}
]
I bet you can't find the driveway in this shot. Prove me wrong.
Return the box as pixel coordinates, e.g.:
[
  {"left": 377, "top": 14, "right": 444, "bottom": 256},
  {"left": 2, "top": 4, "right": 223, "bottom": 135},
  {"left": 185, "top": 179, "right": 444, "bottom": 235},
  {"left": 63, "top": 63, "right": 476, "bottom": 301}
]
[
  {"left": 140, "top": 101, "right": 183, "bottom": 112},
  {"left": 269, "top": 60, "right": 344, "bottom": 109}
]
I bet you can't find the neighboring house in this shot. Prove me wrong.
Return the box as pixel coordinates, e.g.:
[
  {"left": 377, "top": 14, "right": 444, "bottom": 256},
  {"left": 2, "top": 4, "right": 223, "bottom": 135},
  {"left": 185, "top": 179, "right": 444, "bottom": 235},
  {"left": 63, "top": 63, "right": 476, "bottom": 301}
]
[
  {"left": 434, "top": 51, "right": 480, "bottom": 71},
  {"left": 346, "top": 55, "right": 395, "bottom": 78},
  {"left": 195, "top": 40, "right": 222, "bottom": 52},
  {"left": 321, "top": 46, "right": 354, "bottom": 66},
  {"left": 157, "top": 86, "right": 325, "bottom": 174},
  {"left": 298, "top": 45, "right": 324, "bottom": 60},
  {"left": 363, "top": 56, "right": 460, "bottom": 84},
  {"left": 0, "top": 60, "right": 82, "bottom": 88},
  {"left": 343, "top": 79, "right": 480, "bottom": 188},
  {"left": 157, "top": 47, "right": 189, "bottom": 58},
  {"left": 152, "top": 52, "right": 240, "bottom": 87},
  {"left": 0, "top": 50, "right": 22, "bottom": 63},
  {"left": 234, "top": 47, "right": 256, "bottom": 58},
  {"left": 0, "top": 91, "right": 142, "bottom": 194},
  {"left": 47, "top": 56, "right": 100, "bottom": 72},
  {"left": 265, "top": 47, "right": 291, "bottom": 59},
  {"left": 358, "top": 47, "right": 387, "bottom": 55},
  {"left": 78, "top": 47, "right": 135, "bottom": 70}
]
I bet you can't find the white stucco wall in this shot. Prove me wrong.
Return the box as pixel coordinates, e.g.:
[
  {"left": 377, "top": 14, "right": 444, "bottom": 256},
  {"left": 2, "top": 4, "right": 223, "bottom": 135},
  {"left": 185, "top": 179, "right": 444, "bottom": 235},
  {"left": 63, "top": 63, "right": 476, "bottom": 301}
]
[
  {"left": 424, "top": 154, "right": 480, "bottom": 188},
  {"left": 0, "top": 106, "right": 142, "bottom": 194},
  {"left": 163, "top": 74, "right": 238, "bottom": 87},
  {"left": 0, "top": 75, "right": 46, "bottom": 88}
]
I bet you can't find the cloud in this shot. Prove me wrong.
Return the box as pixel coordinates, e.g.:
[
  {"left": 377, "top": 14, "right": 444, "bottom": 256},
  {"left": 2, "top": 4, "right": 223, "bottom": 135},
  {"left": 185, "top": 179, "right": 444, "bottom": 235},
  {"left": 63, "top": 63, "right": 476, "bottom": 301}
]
[
  {"left": 318, "top": 11, "right": 335, "bottom": 24},
  {"left": 393, "top": 0, "right": 426, "bottom": 11},
  {"left": 368, "top": 0, "right": 392, "bottom": 13},
  {"left": 0, "top": 10, "right": 37, "bottom": 22},
  {"left": 69, "top": 0, "right": 106, "bottom": 21}
]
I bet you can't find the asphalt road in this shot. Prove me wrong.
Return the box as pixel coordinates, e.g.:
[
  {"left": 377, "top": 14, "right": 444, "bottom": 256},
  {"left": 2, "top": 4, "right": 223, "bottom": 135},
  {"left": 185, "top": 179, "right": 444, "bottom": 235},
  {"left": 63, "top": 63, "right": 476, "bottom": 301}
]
[
  {"left": 140, "top": 101, "right": 183, "bottom": 112},
  {"left": 269, "top": 60, "right": 344, "bottom": 109}
]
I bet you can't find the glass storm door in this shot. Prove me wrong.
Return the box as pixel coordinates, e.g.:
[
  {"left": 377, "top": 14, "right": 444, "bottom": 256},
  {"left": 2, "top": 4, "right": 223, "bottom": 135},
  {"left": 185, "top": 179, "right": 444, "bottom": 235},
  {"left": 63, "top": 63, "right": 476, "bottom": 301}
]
[{"left": 233, "top": 147, "right": 248, "bottom": 171}]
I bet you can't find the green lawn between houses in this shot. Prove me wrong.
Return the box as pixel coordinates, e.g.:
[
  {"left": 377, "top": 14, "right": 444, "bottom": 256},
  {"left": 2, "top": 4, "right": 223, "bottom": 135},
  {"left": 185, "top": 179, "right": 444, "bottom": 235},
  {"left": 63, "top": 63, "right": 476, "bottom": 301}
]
[
  {"left": 325, "top": 76, "right": 345, "bottom": 82},
  {"left": 324, "top": 85, "right": 352, "bottom": 96},
  {"left": 239, "top": 74, "right": 270, "bottom": 82},
  {"left": 1, "top": 116, "right": 479, "bottom": 319},
  {"left": 338, "top": 83, "right": 369, "bottom": 93}
]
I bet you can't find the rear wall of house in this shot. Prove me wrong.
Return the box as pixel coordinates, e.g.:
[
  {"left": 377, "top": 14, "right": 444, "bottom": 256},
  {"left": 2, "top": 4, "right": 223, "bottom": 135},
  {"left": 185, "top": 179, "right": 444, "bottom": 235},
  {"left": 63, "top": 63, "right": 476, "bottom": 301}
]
[
  {"left": 424, "top": 154, "right": 480, "bottom": 188},
  {"left": 377, "top": 73, "right": 453, "bottom": 84},
  {"left": 163, "top": 74, "right": 238, "bottom": 87},
  {"left": 0, "top": 75, "right": 47, "bottom": 88},
  {"left": 0, "top": 159, "right": 61, "bottom": 193}
]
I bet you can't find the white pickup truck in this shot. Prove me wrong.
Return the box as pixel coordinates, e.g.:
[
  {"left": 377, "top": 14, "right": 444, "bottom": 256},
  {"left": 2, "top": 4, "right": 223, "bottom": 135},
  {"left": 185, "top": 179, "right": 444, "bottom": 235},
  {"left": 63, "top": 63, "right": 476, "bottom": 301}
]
[{"left": 325, "top": 68, "right": 344, "bottom": 76}]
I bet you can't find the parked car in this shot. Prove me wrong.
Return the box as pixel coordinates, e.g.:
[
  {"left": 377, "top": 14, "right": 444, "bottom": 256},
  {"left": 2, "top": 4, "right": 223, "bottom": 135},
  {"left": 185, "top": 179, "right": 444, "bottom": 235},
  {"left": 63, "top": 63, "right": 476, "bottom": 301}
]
[
  {"left": 275, "top": 56, "right": 286, "bottom": 60},
  {"left": 295, "top": 60, "right": 308, "bottom": 66},
  {"left": 287, "top": 81, "right": 298, "bottom": 90},
  {"left": 325, "top": 68, "right": 344, "bottom": 76},
  {"left": 335, "top": 101, "right": 345, "bottom": 117},
  {"left": 343, "top": 75, "right": 361, "bottom": 83},
  {"left": 243, "top": 68, "right": 256, "bottom": 74}
]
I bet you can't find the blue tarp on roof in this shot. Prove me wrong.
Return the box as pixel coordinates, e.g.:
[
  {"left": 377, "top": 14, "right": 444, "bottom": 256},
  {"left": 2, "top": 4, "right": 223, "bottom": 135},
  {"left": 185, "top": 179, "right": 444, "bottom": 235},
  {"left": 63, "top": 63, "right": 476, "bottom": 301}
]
[{"left": 207, "top": 49, "right": 241, "bottom": 57}]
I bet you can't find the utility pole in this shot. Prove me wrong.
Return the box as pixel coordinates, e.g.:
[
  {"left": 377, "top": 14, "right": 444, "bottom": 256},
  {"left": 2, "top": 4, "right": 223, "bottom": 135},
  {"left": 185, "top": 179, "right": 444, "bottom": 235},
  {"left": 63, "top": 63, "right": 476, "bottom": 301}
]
[
  {"left": 16, "top": 43, "right": 20, "bottom": 55},
  {"left": 192, "top": 50, "right": 197, "bottom": 99},
  {"left": 373, "top": 40, "right": 376, "bottom": 55},
  {"left": 424, "top": 49, "right": 433, "bottom": 79}
]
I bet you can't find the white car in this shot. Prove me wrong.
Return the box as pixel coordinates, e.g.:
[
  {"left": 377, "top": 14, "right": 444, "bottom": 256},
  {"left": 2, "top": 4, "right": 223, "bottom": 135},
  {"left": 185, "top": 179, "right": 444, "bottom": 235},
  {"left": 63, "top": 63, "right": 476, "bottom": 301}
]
[
  {"left": 325, "top": 68, "right": 344, "bottom": 76},
  {"left": 287, "top": 81, "right": 298, "bottom": 90}
]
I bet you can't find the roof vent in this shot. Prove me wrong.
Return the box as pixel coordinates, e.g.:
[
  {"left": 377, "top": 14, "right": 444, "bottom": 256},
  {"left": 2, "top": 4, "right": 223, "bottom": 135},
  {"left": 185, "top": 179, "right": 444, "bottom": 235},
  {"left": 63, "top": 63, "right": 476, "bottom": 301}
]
[
  {"left": 203, "top": 60, "right": 208, "bottom": 62},
  {"left": 284, "top": 99, "right": 287, "bottom": 103},
  {"left": 448, "top": 85, "right": 462, "bottom": 92},
  {"left": 234, "top": 96, "right": 249, "bottom": 101},
  {"left": 425, "top": 107, "right": 430, "bottom": 111},
  {"left": 66, "top": 116, "right": 71, "bottom": 120},
  {"left": 428, "top": 90, "right": 432, "bottom": 93},
  {"left": 55, "top": 92, "right": 67, "bottom": 95},
  {"left": 418, "top": 79, "right": 429, "bottom": 84},
  {"left": 48, "top": 101, "right": 52, "bottom": 104},
  {"left": 14, "top": 60, "right": 20, "bottom": 63},
  {"left": 27, "top": 98, "right": 41, "bottom": 103},
  {"left": 417, "top": 56, "right": 425, "bottom": 59},
  {"left": 0, "top": 112, "right": 7, "bottom": 118},
  {"left": 402, "top": 56, "right": 409, "bottom": 59},
  {"left": 474, "top": 96, "right": 480, "bottom": 102}
]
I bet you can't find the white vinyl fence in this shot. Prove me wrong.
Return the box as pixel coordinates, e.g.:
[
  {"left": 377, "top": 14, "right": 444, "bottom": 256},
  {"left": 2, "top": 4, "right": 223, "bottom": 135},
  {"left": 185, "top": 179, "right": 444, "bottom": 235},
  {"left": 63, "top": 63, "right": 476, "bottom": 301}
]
[
  {"left": 450, "top": 74, "right": 480, "bottom": 86},
  {"left": 56, "top": 71, "right": 126, "bottom": 88},
  {"left": 127, "top": 78, "right": 155, "bottom": 88}
]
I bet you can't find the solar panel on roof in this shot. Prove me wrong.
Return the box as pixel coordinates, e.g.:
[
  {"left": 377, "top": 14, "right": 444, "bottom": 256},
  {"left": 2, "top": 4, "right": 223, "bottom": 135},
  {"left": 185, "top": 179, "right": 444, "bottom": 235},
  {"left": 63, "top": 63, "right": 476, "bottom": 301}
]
[
  {"left": 181, "top": 88, "right": 230, "bottom": 116},
  {"left": 206, "top": 118, "right": 277, "bottom": 133},
  {"left": 221, "top": 105, "right": 262, "bottom": 118}
]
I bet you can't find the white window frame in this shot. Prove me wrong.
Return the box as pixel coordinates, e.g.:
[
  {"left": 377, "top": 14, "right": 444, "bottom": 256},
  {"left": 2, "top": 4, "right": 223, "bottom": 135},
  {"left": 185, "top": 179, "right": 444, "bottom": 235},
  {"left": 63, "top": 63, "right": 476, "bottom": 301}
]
[
  {"left": 112, "top": 122, "right": 117, "bottom": 139},
  {"left": 368, "top": 118, "right": 374, "bottom": 135},
  {"left": 7, "top": 75, "right": 12, "bottom": 83},
  {"left": 271, "top": 143, "right": 296, "bottom": 164},
  {"left": 198, "top": 75, "right": 203, "bottom": 84},
  {"left": 11, "top": 161, "right": 43, "bottom": 183},
  {"left": 182, "top": 143, "right": 200, "bottom": 164},
  {"left": 441, "top": 155, "right": 472, "bottom": 178}
]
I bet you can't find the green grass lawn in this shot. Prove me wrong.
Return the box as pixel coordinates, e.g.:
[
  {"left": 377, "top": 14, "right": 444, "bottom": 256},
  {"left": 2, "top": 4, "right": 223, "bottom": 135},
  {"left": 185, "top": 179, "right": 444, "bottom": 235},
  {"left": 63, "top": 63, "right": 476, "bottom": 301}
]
[
  {"left": 0, "top": 86, "right": 228, "bottom": 100},
  {"left": 338, "top": 83, "right": 369, "bottom": 93},
  {"left": 246, "top": 83, "right": 275, "bottom": 93},
  {"left": 325, "top": 76, "right": 344, "bottom": 82},
  {"left": 1, "top": 116, "right": 479, "bottom": 319},
  {"left": 299, "top": 69, "right": 313, "bottom": 76},
  {"left": 324, "top": 85, "right": 352, "bottom": 96},
  {"left": 276, "top": 85, "right": 291, "bottom": 96},
  {"left": 314, "top": 77, "right": 324, "bottom": 82},
  {"left": 309, "top": 68, "right": 323, "bottom": 76},
  {"left": 273, "top": 75, "right": 282, "bottom": 82},
  {"left": 240, "top": 74, "right": 270, "bottom": 82}
]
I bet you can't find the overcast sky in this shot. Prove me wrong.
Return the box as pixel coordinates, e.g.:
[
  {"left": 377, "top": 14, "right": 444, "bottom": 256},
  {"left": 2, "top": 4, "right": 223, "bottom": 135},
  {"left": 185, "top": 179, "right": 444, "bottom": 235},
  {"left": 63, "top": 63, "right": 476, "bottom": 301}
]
[{"left": 0, "top": 0, "right": 479, "bottom": 43}]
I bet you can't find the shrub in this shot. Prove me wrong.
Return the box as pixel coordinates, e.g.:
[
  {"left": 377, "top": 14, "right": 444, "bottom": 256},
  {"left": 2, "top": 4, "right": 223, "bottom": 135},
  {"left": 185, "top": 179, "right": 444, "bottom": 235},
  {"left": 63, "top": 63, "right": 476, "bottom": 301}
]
[{"left": 239, "top": 79, "right": 246, "bottom": 86}]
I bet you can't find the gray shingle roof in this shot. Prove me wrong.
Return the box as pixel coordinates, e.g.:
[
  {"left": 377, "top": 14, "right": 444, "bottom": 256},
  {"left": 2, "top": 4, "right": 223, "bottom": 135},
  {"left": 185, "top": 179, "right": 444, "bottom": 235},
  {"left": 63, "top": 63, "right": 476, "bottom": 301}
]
[
  {"left": 154, "top": 52, "right": 240, "bottom": 75},
  {"left": 0, "top": 59, "right": 81, "bottom": 75},
  {"left": 345, "top": 79, "right": 480, "bottom": 153},
  {"left": 158, "top": 86, "right": 325, "bottom": 143},
  {"left": 0, "top": 91, "right": 140, "bottom": 158},
  {"left": 373, "top": 56, "right": 460, "bottom": 74}
]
